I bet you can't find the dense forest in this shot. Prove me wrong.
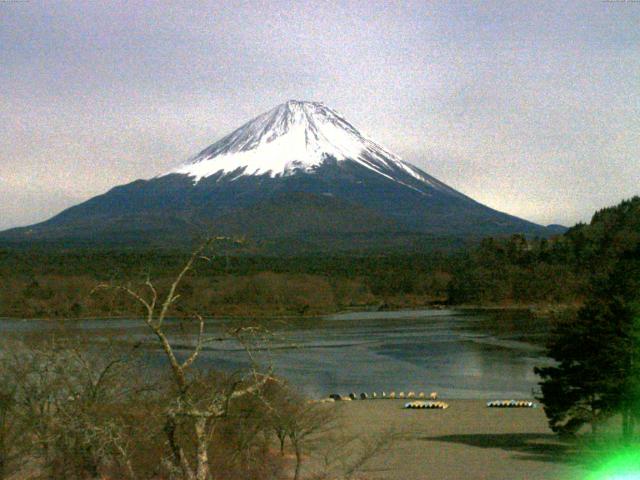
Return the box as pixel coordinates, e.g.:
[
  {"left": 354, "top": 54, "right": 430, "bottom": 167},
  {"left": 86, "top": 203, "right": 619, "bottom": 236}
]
[
  {"left": 534, "top": 197, "right": 640, "bottom": 438},
  {"left": 1, "top": 197, "right": 638, "bottom": 319}
]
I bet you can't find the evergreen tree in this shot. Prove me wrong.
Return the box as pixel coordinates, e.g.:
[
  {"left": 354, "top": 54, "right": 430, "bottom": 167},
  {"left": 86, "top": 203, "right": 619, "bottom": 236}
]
[{"left": 535, "top": 247, "right": 640, "bottom": 438}]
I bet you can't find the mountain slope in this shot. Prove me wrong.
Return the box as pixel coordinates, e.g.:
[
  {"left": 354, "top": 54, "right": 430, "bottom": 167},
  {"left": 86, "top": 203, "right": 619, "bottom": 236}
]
[{"left": 0, "top": 100, "right": 553, "bottom": 249}]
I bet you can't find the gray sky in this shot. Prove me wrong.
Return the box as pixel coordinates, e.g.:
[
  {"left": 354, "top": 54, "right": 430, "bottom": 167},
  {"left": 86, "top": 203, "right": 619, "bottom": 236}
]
[{"left": 1, "top": 1, "right": 639, "bottom": 230}]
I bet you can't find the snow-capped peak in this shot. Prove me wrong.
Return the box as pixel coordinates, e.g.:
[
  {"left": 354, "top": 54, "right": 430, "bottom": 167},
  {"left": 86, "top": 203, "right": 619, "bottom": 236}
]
[{"left": 170, "top": 100, "right": 435, "bottom": 188}]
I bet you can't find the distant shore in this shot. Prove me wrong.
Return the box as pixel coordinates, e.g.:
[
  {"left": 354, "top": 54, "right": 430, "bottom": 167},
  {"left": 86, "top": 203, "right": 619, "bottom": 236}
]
[{"left": 0, "top": 302, "right": 575, "bottom": 322}]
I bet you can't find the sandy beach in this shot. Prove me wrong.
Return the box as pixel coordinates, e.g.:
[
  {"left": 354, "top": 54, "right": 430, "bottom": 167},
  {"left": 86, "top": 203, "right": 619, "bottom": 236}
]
[{"left": 318, "top": 399, "right": 587, "bottom": 480}]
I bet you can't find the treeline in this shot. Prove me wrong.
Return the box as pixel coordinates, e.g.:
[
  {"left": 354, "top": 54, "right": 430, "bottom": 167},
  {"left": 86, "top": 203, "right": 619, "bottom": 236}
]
[
  {"left": 450, "top": 197, "right": 640, "bottom": 304},
  {"left": 1, "top": 197, "right": 639, "bottom": 318},
  {"left": 0, "top": 250, "right": 453, "bottom": 318},
  {"left": 447, "top": 235, "right": 583, "bottom": 305}
]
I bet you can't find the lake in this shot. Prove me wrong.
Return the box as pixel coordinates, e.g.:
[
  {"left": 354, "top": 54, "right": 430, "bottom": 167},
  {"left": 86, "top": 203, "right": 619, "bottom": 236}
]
[{"left": 0, "top": 308, "right": 551, "bottom": 399}]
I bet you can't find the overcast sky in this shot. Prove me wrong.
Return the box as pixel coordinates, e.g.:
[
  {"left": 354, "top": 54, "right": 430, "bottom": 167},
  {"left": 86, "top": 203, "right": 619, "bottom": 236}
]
[{"left": 1, "top": 1, "right": 639, "bottom": 230}]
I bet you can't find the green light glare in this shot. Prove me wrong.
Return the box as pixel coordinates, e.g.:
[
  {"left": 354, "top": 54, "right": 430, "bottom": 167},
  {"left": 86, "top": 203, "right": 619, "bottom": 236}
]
[{"left": 585, "top": 447, "right": 640, "bottom": 480}]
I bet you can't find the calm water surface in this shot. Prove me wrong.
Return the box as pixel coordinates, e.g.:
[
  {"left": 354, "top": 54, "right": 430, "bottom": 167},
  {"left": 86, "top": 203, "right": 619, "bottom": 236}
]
[{"left": 0, "top": 309, "right": 550, "bottom": 399}]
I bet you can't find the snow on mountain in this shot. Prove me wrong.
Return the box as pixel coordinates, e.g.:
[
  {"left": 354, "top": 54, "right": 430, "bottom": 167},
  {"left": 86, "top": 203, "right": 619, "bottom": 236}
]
[
  {"left": 0, "top": 100, "right": 552, "bottom": 245},
  {"left": 170, "top": 100, "right": 440, "bottom": 191}
]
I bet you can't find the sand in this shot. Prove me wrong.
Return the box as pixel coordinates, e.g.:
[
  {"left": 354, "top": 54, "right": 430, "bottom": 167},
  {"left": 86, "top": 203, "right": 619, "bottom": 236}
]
[{"left": 318, "top": 399, "right": 587, "bottom": 480}]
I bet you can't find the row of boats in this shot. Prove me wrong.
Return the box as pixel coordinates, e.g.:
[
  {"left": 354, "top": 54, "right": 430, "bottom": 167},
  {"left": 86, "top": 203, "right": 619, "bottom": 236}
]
[
  {"left": 404, "top": 400, "right": 536, "bottom": 409},
  {"left": 404, "top": 401, "right": 449, "bottom": 409},
  {"left": 329, "top": 391, "right": 438, "bottom": 401},
  {"left": 325, "top": 392, "right": 536, "bottom": 409},
  {"left": 486, "top": 400, "right": 536, "bottom": 408}
]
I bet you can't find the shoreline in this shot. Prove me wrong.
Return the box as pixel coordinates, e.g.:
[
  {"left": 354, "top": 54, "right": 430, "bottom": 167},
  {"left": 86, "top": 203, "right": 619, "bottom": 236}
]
[{"left": 0, "top": 302, "right": 574, "bottom": 322}]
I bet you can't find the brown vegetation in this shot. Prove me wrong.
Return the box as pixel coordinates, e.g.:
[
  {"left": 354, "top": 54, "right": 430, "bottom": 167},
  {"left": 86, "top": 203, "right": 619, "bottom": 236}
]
[
  {"left": 0, "top": 241, "right": 393, "bottom": 479},
  {"left": 0, "top": 272, "right": 384, "bottom": 319}
]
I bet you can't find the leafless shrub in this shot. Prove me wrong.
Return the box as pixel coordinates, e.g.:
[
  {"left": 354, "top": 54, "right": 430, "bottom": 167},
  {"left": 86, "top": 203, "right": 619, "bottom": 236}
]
[{"left": 0, "top": 335, "right": 154, "bottom": 480}]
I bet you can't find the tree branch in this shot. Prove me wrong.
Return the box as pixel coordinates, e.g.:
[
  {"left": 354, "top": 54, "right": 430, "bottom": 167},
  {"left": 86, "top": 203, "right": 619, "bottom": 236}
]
[
  {"left": 157, "top": 239, "right": 213, "bottom": 329},
  {"left": 181, "top": 313, "right": 205, "bottom": 370}
]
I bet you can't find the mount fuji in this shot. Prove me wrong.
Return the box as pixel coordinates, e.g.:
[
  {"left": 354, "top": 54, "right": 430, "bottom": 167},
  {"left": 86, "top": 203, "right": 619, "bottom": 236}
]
[{"left": 0, "top": 100, "right": 555, "bottom": 250}]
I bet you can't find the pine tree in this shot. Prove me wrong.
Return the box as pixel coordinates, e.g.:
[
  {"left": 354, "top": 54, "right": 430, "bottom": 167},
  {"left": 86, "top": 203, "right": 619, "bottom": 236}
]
[{"left": 535, "top": 248, "right": 640, "bottom": 438}]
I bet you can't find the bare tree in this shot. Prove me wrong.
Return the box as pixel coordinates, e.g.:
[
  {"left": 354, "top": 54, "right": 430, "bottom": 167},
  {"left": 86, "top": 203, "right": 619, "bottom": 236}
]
[
  {"left": 266, "top": 389, "right": 336, "bottom": 480},
  {"left": 97, "top": 238, "right": 276, "bottom": 480}
]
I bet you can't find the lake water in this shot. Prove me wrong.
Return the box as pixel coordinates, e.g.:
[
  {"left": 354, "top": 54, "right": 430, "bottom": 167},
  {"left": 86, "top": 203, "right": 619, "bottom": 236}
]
[{"left": 0, "top": 309, "right": 551, "bottom": 399}]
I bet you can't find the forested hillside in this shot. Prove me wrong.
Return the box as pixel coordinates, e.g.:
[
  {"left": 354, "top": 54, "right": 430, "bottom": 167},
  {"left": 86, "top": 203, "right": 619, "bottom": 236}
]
[{"left": 1, "top": 197, "right": 638, "bottom": 319}]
